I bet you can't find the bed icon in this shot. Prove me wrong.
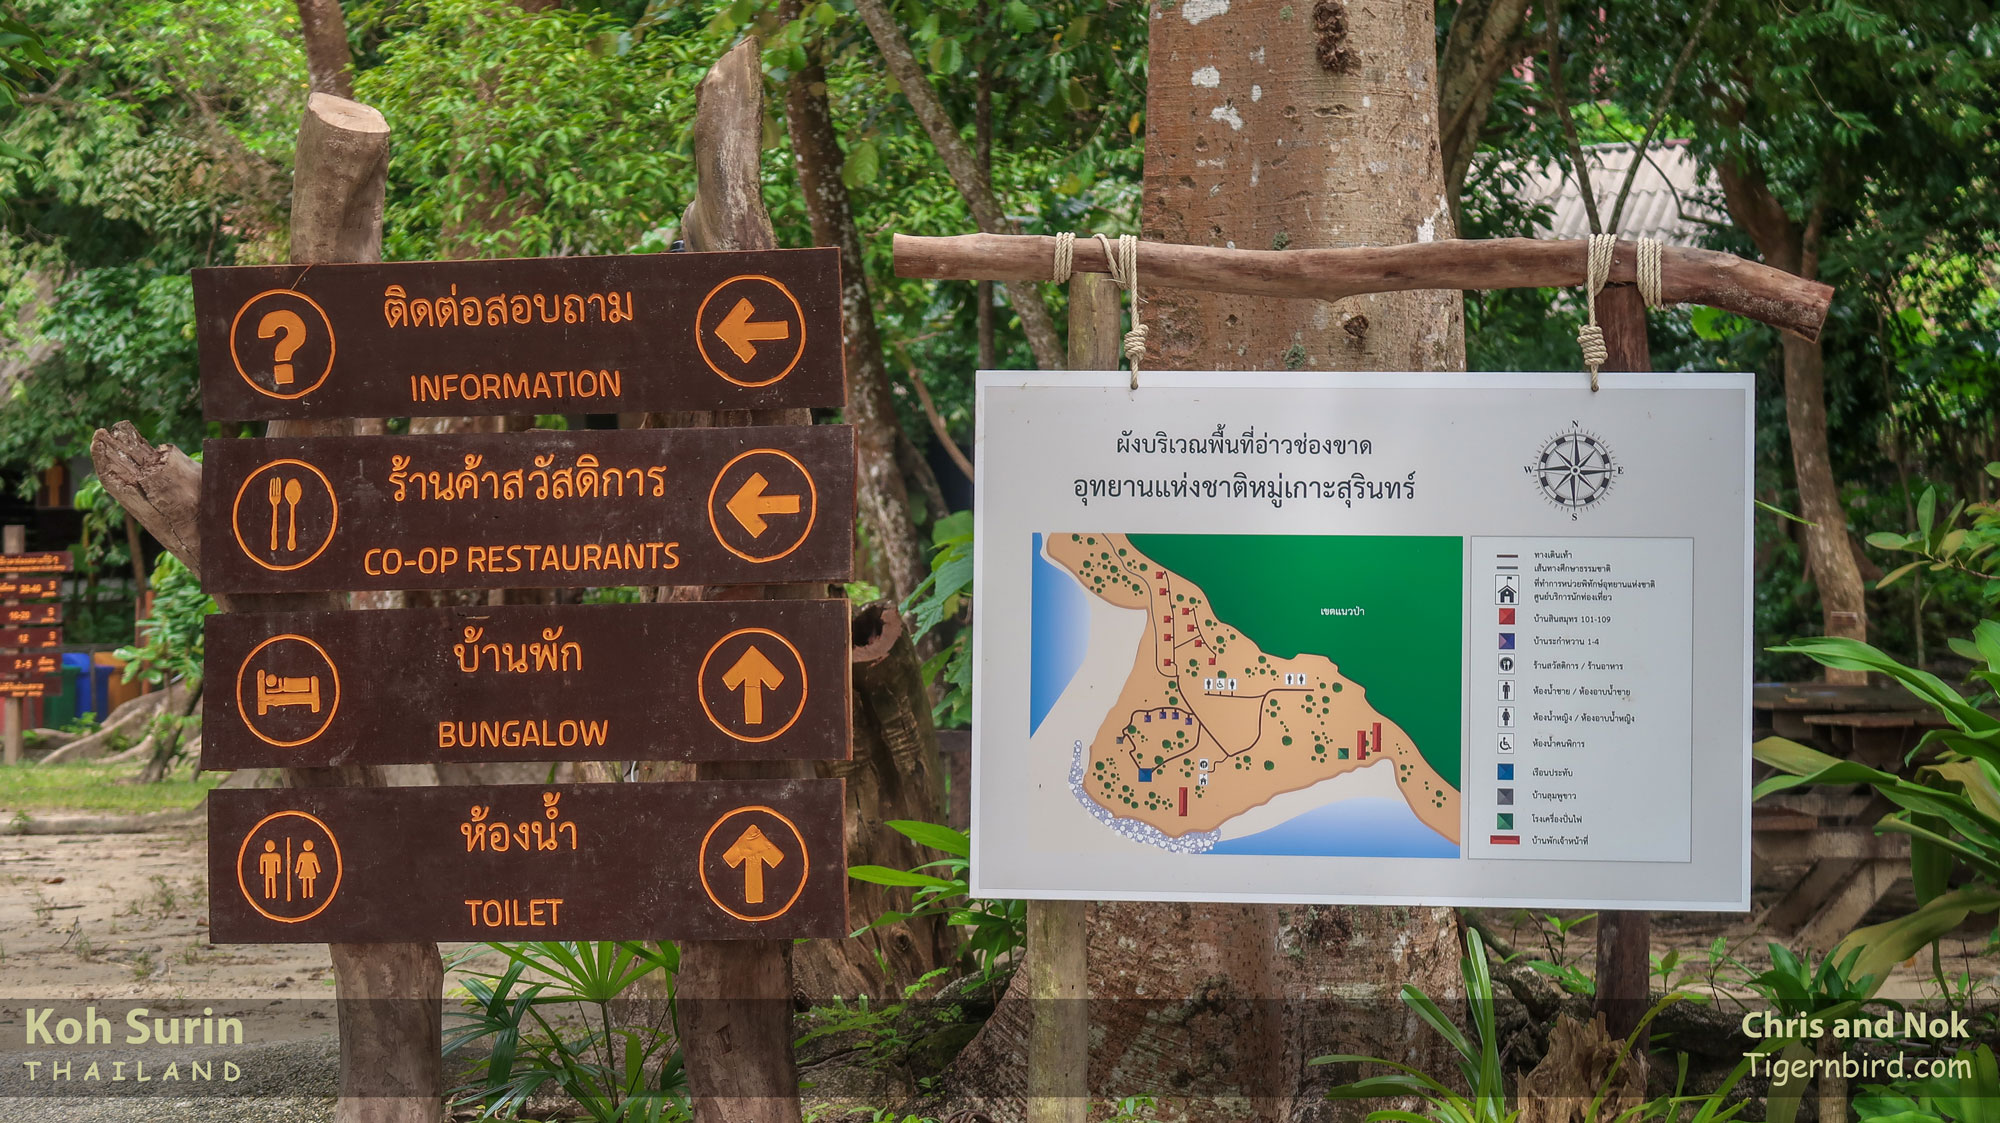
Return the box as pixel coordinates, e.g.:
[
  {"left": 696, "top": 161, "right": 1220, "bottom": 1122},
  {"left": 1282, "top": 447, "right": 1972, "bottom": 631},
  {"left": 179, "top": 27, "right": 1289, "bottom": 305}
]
[{"left": 257, "top": 671, "right": 322, "bottom": 715}]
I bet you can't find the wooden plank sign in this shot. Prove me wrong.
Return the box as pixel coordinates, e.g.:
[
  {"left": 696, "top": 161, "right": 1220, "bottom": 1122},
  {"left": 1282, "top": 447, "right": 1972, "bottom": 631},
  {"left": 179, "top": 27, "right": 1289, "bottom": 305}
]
[
  {"left": 194, "top": 249, "right": 844, "bottom": 420},
  {"left": 203, "top": 601, "right": 852, "bottom": 769},
  {"left": 0, "top": 578, "right": 60, "bottom": 599},
  {"left": 208, "top": 780, "right": 846, "bottom": 942},
  {"left": 199, "top": 426, "right": 854, "bottom": 593},
  {"left": 1, "top": 603, "right": 61, "bottom": 626},
  {"left": 0, "top": 679, "right": 51, "bottom": 698},
  {"left": 0, "top": 552, "right": 70, "bottom": 575},
  {"left": 1, "top": 653, "right": 59, "bottom": 677},
  {"left": 0, "top": 626, "right": 61, "bottom": 648}
]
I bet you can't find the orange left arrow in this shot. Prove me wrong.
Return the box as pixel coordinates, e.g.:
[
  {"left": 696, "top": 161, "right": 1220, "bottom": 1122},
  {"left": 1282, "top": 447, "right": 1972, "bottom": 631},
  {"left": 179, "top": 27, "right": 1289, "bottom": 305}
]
[
  {"left": 722, "top": 825, "right": 786, "bottom": 904},
  {"left": 720, "top": 645, "right": 785, "bottom": 725},
  {"left": 726, "top": 472, "right": 801, "bottom": 537},
  {"left": 715, "top": 298, "right": 791, "bottom": 362}
]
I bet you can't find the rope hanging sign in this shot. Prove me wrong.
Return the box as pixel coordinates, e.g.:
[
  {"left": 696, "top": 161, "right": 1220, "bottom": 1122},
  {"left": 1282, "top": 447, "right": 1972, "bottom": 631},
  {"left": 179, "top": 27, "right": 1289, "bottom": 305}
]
[
  {"left": 1054, "top": 231, "right": 1148, "bottom": 389},
  {"left": 1577, "top": 233, "right": 1668, "bottom": 391}
]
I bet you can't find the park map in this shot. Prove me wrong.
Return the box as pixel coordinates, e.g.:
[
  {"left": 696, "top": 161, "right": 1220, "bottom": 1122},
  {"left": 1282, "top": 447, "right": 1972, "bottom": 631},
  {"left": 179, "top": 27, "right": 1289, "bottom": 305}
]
[{"left": 1044, "top": 533, "right": 1461, "bottom": 849}]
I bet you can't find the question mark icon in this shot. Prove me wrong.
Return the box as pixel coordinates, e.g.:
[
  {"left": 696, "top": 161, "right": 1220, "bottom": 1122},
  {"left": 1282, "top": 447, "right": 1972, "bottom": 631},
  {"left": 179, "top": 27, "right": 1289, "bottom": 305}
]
[{"left": 257, "top": 311, "right": 307, "bottom": 387}]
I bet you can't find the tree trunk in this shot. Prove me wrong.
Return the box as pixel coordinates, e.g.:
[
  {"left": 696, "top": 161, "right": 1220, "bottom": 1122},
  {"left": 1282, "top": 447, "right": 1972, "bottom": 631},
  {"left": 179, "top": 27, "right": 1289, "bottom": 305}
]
[
  {"left": 1125, "top": 2, "right": 1466, "bottom": 1116},
  {"left": 670, "top": 41, "right": 808, "bottom": 1123},
  {"left": 1438, "top": 0, "right": 1532, "bottom": 225},
  {"left": 1716, "top": 161, "right": 1866, "bottom": 674},
  {"left": 294, "top": 0, "right": 356, "bottom": 98},
  {"left": 782, "top": 8, "right": 938, "bottom": 602},
  {"left": 850, "top": 0, "right": 1064, "bottom": 370},
  {"left": 794, "top": 601, "right": 953, "bottom": 998}
]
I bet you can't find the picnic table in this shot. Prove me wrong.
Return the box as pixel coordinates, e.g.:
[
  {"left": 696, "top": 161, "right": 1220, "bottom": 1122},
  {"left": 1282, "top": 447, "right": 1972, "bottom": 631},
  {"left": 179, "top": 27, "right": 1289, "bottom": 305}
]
[{"left": 1751, "top": 683, "right": 1937, "bottom": 949}]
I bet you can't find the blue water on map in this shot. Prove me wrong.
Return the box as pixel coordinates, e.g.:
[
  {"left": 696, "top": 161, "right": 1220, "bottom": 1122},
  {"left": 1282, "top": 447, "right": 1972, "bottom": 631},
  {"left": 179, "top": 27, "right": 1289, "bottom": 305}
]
[
  {"left": 1208, "top": 797, "right": 1459, "bottom": 858},
  {"left": 1030, "top": 533, "right": 1089, "bottom": 736}
]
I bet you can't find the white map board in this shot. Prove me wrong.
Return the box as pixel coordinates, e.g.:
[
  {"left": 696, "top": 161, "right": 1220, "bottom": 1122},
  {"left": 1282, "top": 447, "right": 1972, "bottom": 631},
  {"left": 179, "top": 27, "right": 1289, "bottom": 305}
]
[{"left": 971, "top": 371, "right": 1751, "bottom": 910}]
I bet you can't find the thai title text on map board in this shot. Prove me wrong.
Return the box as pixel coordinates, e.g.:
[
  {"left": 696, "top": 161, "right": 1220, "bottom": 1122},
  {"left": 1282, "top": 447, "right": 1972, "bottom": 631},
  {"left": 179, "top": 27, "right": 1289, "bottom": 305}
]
[{"left": 972, "top": 371, "right": 1751, "bottom": 911}]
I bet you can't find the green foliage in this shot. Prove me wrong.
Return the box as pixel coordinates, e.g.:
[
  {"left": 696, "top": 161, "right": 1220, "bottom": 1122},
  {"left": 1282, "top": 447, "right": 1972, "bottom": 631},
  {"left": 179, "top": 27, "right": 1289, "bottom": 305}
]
[
  {"left": 902, "top": 511, "right": 972, "bottom": 728},
  {"left": 113, "top": 552, "right": 213, "bottom": 689},
  {"left": 847, "top": 819, "right": 1024, "bottom": 978},
  {"left": 1855, "top": 1045, "right": 2000, "bottom": 1123},
  {"left": 444, "top": 940, "right": 687, "bottom": 1123},
  {"left": 1741, "top": 943, "right": 1879, "bottom": 1019},
  {"left": 1313, "top": 928, "right": 1517, "bottom": 1123},
  {"left": 1497, "top": 911, "right": 1597, "bottom": 997},
  {"left": 353, "top": 0, "right": 729, "bottom": 262},
  {"left": 1314, "top": 929, "right": 1773, "bottom": 1123},
  {"left": 1867, "top": 468, "right": 2000, "bottom": 602},
  {"left": 1757, "top": 621, "right": 2000, "bottom": 981}
]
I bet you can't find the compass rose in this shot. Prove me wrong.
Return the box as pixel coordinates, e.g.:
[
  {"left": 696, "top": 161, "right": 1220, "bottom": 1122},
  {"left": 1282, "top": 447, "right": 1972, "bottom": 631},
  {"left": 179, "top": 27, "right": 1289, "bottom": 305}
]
[{"left": 1526, "top": 424, "right": 1622, "bottom": 519}]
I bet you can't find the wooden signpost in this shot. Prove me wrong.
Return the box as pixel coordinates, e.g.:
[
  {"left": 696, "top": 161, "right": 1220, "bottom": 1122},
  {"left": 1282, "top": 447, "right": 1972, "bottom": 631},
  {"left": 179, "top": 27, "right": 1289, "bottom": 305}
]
[
  {"left": 203, "top": 601, "right": 852, "bottom": 769},
  {"left": 1, "top": 527, "right": 64, "bottom": 758},
  {"left": 0, "top": 578, "right": 62, "bottom": 598},
  {"left": 208, "top": 780, "right": 847, "bottom": 943},
  {"left": 198, "top": 427, "right": 854, "bottom": 593},
  {"left": 0, "top": 550, "right": 73, "bottom": 575},
  {"left": 194, "top": 248, "right": 846, "bottom": 420},
  {"left": 3, "top": 603, "right": 62, "bottom": 626}
]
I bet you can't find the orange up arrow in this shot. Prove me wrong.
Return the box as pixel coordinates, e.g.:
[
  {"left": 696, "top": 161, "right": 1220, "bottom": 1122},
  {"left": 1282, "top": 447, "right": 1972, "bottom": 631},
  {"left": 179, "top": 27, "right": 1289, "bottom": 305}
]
[
  {"left": 725, "top": 472, "right": 801, "bottom": 537},
  {"left": 722, "top": 824, "right": 786, "bottom": 904},
  {"left": 720, "top": 645, "right": 786, "bottom": 725},
  {"left": 715, "top": 298, "right": 791, "bottom": 362}
]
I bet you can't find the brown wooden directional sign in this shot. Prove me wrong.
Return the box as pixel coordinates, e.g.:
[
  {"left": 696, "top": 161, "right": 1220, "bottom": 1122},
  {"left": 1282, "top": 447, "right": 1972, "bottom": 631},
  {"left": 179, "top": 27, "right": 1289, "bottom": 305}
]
[
  {"left": 0, "top": 679, "right": 51, "bottom": 698},
  {"left": 203, "top": 601, "right": 851, "bottom": 769},
  {"left": 0, "top": 552, "right": 70, "bottom": 575},
  {"left": 1, "top": 603, "right": 61, "bottom": 626},
  {"left": 193, "top": 249, "right": 844, "bottom": 420},
  {"left": 0, "top": 626, "right": 61, "bottom": 648},
  {"left": 2, "top": 653, "right": 58, "bottom": 677},
  {"left": 0, "top": 578, "right": 60, "bottom": 599},
  {"left": 198, "top": 426, "right": 854, "bottom": 594},
  {"left": 208, "top": 780, "right": 846, "bottom": 942}
]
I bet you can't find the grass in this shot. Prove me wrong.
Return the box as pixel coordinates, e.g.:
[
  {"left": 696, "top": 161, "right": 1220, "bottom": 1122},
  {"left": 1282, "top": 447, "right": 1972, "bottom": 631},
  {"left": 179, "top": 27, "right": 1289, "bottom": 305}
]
[{"left": 0, "top": 760, "right": 220, "bottom": 815}]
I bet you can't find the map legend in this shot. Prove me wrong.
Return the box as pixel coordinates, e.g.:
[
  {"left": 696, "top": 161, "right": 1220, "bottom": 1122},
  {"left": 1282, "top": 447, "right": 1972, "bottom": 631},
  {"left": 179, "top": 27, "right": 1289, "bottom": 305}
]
[{"left": 1467, "top": 536, "right": 1694, "bottom": 862}]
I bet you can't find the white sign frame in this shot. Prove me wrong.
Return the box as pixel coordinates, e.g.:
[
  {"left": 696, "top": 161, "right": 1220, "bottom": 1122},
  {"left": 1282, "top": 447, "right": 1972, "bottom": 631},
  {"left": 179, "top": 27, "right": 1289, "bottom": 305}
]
[{"left": 971, "top": 371, "right": 1752, "bottom": 912}]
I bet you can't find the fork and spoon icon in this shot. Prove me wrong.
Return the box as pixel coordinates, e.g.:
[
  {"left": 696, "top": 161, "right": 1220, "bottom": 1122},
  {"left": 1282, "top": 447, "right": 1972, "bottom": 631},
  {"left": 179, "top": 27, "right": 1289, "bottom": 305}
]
[{"left": 267, "top": 475, "right": 305, "bottom": 553}]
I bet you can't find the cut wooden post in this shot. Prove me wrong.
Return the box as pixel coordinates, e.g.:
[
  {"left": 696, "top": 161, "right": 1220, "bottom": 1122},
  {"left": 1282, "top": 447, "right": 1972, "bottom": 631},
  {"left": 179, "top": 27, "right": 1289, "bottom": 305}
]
[
  {"left": 1023, "top": 272, "right": 1118, "bottom": 1123},
  {"left": 1590, "top": 282, "right": 1652, "bottom": 1053},
  {"left": 92, "top": 93, "right": 442, "bottom": 1123},
  {"left": 671, "top": 39, "right": 807, "bottom": 1123},
  {"left": 3, "top": 523, "right": 23, "bottom": 764}
]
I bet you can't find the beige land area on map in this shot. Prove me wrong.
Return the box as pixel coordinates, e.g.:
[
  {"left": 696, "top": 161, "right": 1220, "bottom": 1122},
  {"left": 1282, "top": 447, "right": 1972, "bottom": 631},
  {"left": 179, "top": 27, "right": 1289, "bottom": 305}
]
[{"left": 1046, "top": 532, "right": 1461, "bottom": 846}]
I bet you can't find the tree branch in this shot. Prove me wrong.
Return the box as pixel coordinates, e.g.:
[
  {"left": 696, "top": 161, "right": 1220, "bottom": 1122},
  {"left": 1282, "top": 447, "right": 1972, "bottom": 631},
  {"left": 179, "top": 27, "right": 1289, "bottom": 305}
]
[
  {"left": 1606, "top": 0, "right": 1720, "bottom": 232},
  {"left": 850, "top": 0, "right": 1063, "bottom": 369}
]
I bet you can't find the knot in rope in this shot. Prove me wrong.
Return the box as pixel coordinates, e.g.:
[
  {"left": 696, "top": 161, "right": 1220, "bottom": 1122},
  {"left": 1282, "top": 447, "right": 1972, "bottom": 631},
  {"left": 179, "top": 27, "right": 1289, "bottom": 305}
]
[
  {"left": 1093, "top": 233, "right": 1147, "bottom": 389},
  {"left": 1577, "top": 232, "right": 1617, "bottom": 392}
]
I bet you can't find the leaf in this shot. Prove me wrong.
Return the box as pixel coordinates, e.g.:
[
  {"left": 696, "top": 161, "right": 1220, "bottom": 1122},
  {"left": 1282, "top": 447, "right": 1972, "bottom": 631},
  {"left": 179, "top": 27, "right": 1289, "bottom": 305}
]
[
  {"left": 926, "top": 35, "right": 962, "bottom": 75},
  {"left": 1833, "top": 887, "right": 2000, "bottom": 986},
  {"left": 1003, "top": 0, "right": 1039, "bottom": 34},
  {"left": 1865, "top": 531, "right": 1909, "bottom": 549},
  {"left": 885, "top": 818, "right": 969, "bottom": 856},
  {"left": 846, "top": 864, "right": 960, "bottom": 890},
  {"left": 841, "top": 137, "right": 879, "bottom": 190},
  {"left": 1877, "top": 561, "right": 1925, "bottom": 589}
]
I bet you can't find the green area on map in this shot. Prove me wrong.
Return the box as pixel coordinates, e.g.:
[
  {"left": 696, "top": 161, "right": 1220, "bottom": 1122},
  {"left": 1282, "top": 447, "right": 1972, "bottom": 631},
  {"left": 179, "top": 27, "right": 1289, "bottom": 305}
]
[{"left": 1126, "top": 533, "right": 1463, "bottom": 790}]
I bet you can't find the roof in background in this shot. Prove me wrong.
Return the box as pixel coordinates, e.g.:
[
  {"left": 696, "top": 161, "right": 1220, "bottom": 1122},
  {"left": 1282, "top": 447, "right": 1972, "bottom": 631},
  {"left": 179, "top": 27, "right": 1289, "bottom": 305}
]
[{"left": 1514, "top": 140, "right": 1726, "bottom": 247}]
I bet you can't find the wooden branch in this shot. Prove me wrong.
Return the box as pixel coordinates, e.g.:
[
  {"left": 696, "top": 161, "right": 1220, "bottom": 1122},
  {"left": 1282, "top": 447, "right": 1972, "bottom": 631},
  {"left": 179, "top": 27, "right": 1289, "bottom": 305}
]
[
  {"left": 894, "top": 233, "right": 1835, "bottom": 342},
  {"left": 851, "top": 0, "right": 1064, "bottom": 369}
]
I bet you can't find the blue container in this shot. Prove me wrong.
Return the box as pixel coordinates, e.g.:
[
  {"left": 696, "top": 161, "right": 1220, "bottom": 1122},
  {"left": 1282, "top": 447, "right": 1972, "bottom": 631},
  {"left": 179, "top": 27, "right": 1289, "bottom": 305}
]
[{"left": 61, "top": 653, "right": 94, "bottom": 719}]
